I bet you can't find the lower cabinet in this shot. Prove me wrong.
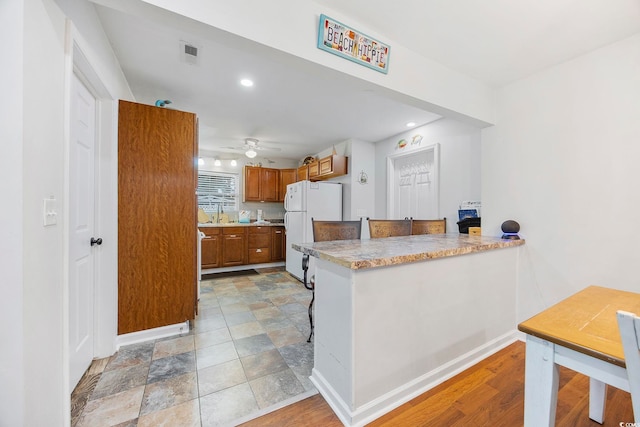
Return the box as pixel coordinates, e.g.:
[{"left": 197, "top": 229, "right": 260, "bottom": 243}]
[
  {"left": 248, "top": 226, "right": 271, "bottom": 264},
  {"left": 200, "top": 225, "right": 286, "bottom": 269},
  {"left": 271, "top": 226, "right": 285, "bottom": 261},
  {"left": 222, "top": 227, "right": 247, "bottom": 267},
  {"left": 200, "top": 228, "right": 221, "bottom": 269}
]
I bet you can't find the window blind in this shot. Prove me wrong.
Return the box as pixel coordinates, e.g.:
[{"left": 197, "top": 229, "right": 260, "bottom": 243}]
[{"left": 197, "top": 172, "right": 239, "bottom": 213}]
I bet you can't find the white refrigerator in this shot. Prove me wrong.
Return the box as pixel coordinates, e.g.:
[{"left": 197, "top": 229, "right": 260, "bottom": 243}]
[{"left": 284, "top": 180, "right": 342, "bottom": 281}]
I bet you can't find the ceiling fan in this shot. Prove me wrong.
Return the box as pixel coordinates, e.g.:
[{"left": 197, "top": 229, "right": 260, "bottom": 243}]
[{"left": 225, "top": 138, "right": 282, "bottom": 158}]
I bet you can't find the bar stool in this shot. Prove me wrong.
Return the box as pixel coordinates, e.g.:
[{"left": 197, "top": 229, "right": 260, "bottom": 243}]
[{"left": 302, "top": 218, "right": 362, "bottom": 342}]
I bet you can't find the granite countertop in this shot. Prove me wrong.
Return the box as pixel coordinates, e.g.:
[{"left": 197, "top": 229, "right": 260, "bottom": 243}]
[
  {"left": 292, "top": 234, "right": 525, "bottom": 270},
  {"left": 198, "top": 221, "right": 284, "bottom": 228}
]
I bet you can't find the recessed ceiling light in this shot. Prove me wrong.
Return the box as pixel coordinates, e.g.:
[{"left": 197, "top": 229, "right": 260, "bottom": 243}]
[
  {"left": 406, "top": 122, "right": 416, "bottom": 127},
  {"left": 214, "top": 159, "right": 221, "bottom": 167},
  {"left": 230, "top": 159, "right": 238, "bottom": 167},
  {"left": 240, "top": 79, "right": 254, "bottom": 87}
]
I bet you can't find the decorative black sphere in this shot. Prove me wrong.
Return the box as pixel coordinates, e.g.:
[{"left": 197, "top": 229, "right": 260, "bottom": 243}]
[{"left": 501, "top": 220, "right": 520, "bottom": 234}]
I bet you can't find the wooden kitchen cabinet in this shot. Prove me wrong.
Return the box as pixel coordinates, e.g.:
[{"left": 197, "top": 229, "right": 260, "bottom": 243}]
[
  {"left": 248, "top": 226, "right": 271, "bottom": 264},
  {"left": 278, "top": 169, "right": 296, "bottom": 201},
  {"left": 271, "top": 226, "right": 286, "bottom": 261},
  {"left": 203, "top": 225, "right": 285, "bottom": 269},
  {"left": 200, "top": 228, "right": 221, "bottom": 269},
  {"left": 221, "top": 227, "right": 247, "bottom": 267},
  {"left": 297, "top": 164, "right": 309, "bottom": 182},
  {"left": 262, "top": 168, "right": 279, "bottom": 201},
  {"left": 308, "top": 160, "right": 320, "bottom": 179},
  {"left": 312, "top": 155, "right": 348, "bottom": 181},
  {"left": 243, "top": 166, "right": 279, "bottom": 202},
  {"left": 299, "top": 155, "right": 348, "bottom": 182},
  {"left": 118, "top": 100, "right": 197, "bottom": 334},
  {"left": 244, "top": 167, "right": 261, "bottom": 201}
]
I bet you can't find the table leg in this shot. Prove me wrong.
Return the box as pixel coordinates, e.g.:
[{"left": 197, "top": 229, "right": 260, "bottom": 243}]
[
  {"left": 589, "top": 378, "right": 606, "bottom": 424},
  {"left": 524, "top": 335, "right": 559, "bottom": 427}
]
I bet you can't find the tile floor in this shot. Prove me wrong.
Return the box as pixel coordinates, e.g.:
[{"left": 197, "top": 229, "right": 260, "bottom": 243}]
[{"left": 71, "top": 267, "right": 317, "bottom": 427}]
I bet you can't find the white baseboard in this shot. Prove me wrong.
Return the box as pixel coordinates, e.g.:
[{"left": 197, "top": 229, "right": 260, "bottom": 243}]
[
  {"left": 115, "top": 321, "right": 190, "bottom": 350},
  {"left": 311, "top": 330, "right": 518, "bottom": 427}
]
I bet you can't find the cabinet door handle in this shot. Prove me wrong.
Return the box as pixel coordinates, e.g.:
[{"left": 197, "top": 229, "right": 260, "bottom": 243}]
[
  {"left": 256, "top": 249, "right": 262, "bottom": 253},
  {"left": 229, "top": 234, "right": 236, "bottom": 238},
  {"left": 275, "top": 231, "right": 282, "bottom": 234}
]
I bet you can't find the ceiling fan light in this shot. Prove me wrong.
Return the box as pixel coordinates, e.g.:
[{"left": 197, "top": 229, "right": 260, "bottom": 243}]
[{"left": 245, "top": 149, "right": 257, "bottom": 158}]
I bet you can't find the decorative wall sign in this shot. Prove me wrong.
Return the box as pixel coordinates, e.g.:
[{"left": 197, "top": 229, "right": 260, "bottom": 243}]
[
  {"left": 396, "top": 135, "right": 424, "bottom": 150},
  {"left": 317, "top": 14, "right": 390, "bottom": 74}
]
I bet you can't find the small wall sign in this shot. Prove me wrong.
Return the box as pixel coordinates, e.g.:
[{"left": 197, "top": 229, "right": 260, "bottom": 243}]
[{"left": 317, "top": 14, "right": 390, "bottom": 74}]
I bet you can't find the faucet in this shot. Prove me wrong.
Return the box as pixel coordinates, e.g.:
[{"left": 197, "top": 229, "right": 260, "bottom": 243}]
[{"left": 217, "top": 203, "right": 221, "bottom": 223}]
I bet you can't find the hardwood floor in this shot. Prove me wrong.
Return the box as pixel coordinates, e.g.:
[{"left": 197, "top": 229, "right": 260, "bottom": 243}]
[{"left": 240, "top": 340, "right": 634, "bottom": 426}]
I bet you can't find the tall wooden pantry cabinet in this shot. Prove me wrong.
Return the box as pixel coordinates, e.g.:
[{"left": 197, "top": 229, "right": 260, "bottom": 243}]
[{"left": 118, "top": 100, "right": 197, "bottom": 335}]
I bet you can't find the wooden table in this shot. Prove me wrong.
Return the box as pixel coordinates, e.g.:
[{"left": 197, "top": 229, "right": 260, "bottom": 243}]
[{"left": 518, "top": 285, "right": 640, "bottom": 426}]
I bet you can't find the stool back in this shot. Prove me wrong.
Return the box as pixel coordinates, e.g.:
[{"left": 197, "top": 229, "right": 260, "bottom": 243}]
[
  {"left": 368, "top": 219, "right": 412, "bottom": 238},
  {"left": 312, "top": 219, "right": 362, "bottom": 242},
  {"left": 411, "top": 218, "right": 447, "bottom": 235}
]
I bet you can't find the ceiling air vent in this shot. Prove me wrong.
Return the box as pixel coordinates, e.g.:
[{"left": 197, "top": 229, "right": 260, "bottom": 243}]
[
  {"left": 180, "top": 41, "right": 200, "bottom": 65},
  {"left": 185, "top": 44, "right": 198, "bottom": 57}
]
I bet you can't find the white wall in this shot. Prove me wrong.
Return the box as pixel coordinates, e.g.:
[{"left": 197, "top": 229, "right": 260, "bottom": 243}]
[
  {"left": 56, "top": 0, "right": 132, "bottom": 99},
  {"left": 375, "top": 119, "right": 482, "bottom": 232},
  {"left": 95, "top": 0, "right": 495, "bottom": 126},
  {"left": 0, "top": 1, "right": 25, "bottom": 425},
  {"left": 0, "top": 0, "right": 132, "bottom": 425},
  {"left": 22, "top": 0, "right": 68, "bottom": 425},
  {"left": 345, "top": 139, "right": 376, "bottom": 221},
  {"left": 481, "top": 33, "right": 640, "bottom": 322},
  {"left": 54, "top": 0, "right": 134, "bottom": 359},
  {"left": 313, "top": 139, "right": 376, "bottom": 222}
]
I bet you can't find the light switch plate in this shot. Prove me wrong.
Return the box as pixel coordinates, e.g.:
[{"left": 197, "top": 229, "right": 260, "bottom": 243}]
[{"left": 43, "top": 197, "right": 57, "bottom": 226}]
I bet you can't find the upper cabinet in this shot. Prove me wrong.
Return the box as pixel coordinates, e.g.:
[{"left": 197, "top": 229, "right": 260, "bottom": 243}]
[
  {"left": 297, "top": 155, "right": 348, "bottom": 182},
  {"left": 297, "top": 164, "right": 309, "bottom": 181},
  {"left": 278, "top": 169, "right": 296, "bottom": 202},
  {"left": 243, "top": 166, "right": 279, "bottom": 202}
]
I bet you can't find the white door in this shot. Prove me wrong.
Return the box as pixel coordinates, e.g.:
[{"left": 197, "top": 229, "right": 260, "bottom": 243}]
[
  {"left": 69, "top": 73, "right": 97, "bottom": 390},
  {"left": 388, "top": 144, "right": 440, "bottom": 220}
]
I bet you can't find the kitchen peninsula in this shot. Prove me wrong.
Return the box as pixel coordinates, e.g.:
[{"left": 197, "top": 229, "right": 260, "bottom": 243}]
[{"left": 293, "top": 234, "right": 524, "bottom": 426}]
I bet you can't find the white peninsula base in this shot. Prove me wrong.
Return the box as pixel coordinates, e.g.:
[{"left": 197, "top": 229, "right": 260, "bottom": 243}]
[{"left": 309, "top": 245, "right": 521, "bottom": 426}]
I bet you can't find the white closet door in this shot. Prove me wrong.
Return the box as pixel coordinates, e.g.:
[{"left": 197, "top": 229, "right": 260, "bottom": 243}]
[
  {"left": 388, "top": 145, "right": 439, "bottom": 220},
  {"left": 69, "top": 73, "right": 97, "bottom": 390}
]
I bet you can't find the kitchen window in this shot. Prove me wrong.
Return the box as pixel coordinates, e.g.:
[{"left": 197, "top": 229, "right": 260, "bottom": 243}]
[{"left": 197, "top": 172, "right": 239, "bottom": 214}]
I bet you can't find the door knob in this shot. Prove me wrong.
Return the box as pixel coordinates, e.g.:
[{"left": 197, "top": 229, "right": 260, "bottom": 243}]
[{"left": 90, "top": 237, "right": 103, "bottom": 246}]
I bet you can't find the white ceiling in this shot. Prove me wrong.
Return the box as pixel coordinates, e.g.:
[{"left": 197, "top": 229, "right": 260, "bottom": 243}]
[
  {"left": 316, "top": 0, "right": 640, "bottom": 87},
  {"left": 94, "top": 1, "right": 640, "bottom": 161}
]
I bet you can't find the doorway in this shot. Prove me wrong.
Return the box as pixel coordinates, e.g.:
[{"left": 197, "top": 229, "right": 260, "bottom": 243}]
[
  {"left": 387, "top": 144, "right": 440, "bottom": 219},
  {"left": 68, "top": 72, "right": 97, "bottom": 390}
]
